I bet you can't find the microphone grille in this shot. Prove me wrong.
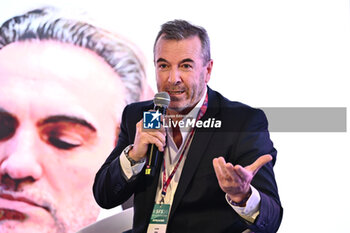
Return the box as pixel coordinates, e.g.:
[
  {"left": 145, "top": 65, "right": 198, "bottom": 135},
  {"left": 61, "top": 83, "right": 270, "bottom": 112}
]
[{"left": 154, "top": 92, "right": 170, "bottom": 107}]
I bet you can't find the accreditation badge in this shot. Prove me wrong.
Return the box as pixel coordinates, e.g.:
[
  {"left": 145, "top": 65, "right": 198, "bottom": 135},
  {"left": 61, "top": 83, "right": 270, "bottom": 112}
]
[{"left": 147, "top": 204, "right": 170, "bottom": 233}]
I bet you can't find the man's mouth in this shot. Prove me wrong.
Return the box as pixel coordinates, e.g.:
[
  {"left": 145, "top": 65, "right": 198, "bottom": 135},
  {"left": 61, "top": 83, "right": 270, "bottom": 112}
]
[
  {"left": 167, "top": 90, "right": 185, "bottom": 96},
  {"left": 0, "top": 208, "right": 26, "bottom": 221},
  {"left": 0, "top": 192, "right": 49, "bottom": 210},
  {"left": 0, "top": 191, "right": 51, "bottom": 221}
]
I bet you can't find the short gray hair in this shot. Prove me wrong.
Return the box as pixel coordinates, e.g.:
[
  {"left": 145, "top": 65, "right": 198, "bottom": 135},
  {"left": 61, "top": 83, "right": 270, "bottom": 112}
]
[
  {"left": 0, "top": 7, "right": 146, "bottom": 104},
  {"left": 153, "top": 19, "right": 211, "bottom": 64}
]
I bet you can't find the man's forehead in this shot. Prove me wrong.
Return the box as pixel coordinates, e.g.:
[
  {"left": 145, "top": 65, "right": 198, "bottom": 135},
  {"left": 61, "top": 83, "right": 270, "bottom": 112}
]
[
  {"left": 156, "top": 35, "right": 201, "bottom": 48},
  {"left": 0, "top": 40, "right": 125, "bottom": 95},
  {"left": 1, "top": 41, "right": 109, "bottom": 77},
  {"left": 0, "top": 40, "right": 126, "bottom": 125},
  {"left": 155, "top": 36, "right": 202, "bottom": 62}
]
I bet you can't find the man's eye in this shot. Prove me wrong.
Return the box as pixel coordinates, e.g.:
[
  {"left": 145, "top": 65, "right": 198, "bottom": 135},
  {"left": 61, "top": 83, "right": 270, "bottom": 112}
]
[
  {"left": 38, "top": 121, "right": 96, "bottom": 151},
  {"left": 47, "top": 135, "right": 81, "bottom": 150},
  {"left": 180, "top": 64, "right": 192, "bottom": 70},
  {"left": 41, "top": 129, "right": 84, "bottom": 150},
  {"left": 158, "top": 64, "right": 169, "bottom": 70},
  {"left": 0, "top": 112, "right": 19, "bottom": 141}
]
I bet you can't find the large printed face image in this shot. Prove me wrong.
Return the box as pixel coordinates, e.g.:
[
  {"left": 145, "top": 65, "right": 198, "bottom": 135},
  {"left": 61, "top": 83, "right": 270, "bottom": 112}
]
[{"left": 0, "top": 8, "right": 148, "bottom": 233}]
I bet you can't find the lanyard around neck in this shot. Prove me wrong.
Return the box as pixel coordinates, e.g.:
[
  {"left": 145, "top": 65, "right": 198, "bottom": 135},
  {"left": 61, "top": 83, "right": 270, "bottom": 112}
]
[{"left": 160, "top": 93, "right": 208, "bottom": 204}]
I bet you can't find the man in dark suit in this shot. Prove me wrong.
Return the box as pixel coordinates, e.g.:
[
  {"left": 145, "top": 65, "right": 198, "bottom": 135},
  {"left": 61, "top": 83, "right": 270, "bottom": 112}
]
[{"left": 93, "top": 20, "right": 283, "bottom": 233}]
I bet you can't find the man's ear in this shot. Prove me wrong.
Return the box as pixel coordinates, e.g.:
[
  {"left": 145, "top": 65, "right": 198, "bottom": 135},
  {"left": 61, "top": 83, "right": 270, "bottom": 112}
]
[{"left": 205, "top": 59, "right": 213, "bottom": 83}]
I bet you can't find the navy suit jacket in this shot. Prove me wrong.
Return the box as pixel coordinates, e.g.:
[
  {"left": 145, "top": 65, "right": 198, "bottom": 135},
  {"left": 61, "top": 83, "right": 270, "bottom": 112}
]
[{"left": 93, "top": 87, "right": 283, "bottom": 233}]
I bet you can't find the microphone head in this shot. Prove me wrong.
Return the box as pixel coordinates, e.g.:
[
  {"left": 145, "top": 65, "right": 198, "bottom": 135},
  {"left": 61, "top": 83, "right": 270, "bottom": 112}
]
[{"left": 154, "top": 92, "right": 170, "bottom": 108}]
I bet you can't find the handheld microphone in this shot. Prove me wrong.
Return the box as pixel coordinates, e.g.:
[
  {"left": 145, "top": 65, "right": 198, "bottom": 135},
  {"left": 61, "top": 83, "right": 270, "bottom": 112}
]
[{"left": 145, "top": 92, "right": 170, "bottom": 176}]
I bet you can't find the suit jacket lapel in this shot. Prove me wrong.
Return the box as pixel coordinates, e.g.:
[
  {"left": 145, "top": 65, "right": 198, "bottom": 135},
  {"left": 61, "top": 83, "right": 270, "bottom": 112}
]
[{"left": 169, "top": 87, "right": 220, "bottom": 219}]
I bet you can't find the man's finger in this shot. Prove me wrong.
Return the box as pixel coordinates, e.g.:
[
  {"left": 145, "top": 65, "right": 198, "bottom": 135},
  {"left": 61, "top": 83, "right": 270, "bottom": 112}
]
[
  {"left": 225, "top": 163, "right": 242, "bottom": 182},
  {"left": 215, "top": 157, "right": 230, "bottom": 178},
  {"left": 233, "top": 165, "right": 250, "bottom": 181},
  {"left": 218, "top": 157, "right": 239, "bottom": 181},
  {"left": 245, "top": 154, "right": 272, "bottom": 176},
  {"left": 213, "top": 157, "right": 241, "bottom": 183},
  {"left": 213, "top": 158, "right": 225, "bottom": 181}
]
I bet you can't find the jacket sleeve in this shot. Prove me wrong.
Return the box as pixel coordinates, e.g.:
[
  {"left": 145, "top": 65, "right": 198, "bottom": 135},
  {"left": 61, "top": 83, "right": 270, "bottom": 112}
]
[
  {"left": 92, "top": 104, "right": 141, "bottom": 209},
  {"left": 233, "top": 108, "right": 283, "bottom": 232}
]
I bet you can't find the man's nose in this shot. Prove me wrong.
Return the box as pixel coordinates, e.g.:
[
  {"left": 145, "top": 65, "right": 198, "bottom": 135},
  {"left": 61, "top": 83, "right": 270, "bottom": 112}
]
[
  {"left": 168, "top": 68, "right": 182, "bottom": 85},
  {"left": 0, "top": 127, "right": 43, "bottom": 181}
]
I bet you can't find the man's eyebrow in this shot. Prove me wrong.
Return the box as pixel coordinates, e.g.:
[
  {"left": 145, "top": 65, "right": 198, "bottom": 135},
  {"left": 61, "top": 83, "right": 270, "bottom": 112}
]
[
  {"left": 37, "top": 115, "right": 96, "bottom": 132},
  {"left": 156, "top": 58, "right": 168, "bottom": 63},
  {"left": 180, "top": 58, "right": 194, "bottom": 64},
  {"left": 156, "top": 58, "right": 195, "bottom": 64}
]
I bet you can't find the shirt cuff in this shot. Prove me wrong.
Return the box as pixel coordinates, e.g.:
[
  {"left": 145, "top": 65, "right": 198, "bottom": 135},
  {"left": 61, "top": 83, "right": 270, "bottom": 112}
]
[
  {"left": 119, "top": 150, "right": 145, "bottom": 180},
  {"left": 226, "top": 185, "right": 261, "bottom": 223}
]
